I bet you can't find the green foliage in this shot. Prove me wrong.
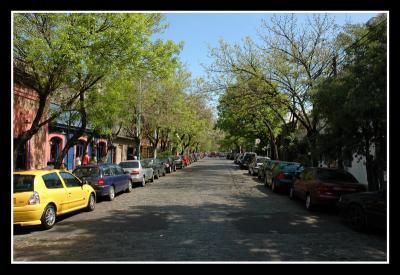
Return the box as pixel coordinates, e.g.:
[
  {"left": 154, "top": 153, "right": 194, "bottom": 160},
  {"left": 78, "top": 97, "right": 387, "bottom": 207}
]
[{"left": 313, "top": 14, "right": 387, "bottom": 189}]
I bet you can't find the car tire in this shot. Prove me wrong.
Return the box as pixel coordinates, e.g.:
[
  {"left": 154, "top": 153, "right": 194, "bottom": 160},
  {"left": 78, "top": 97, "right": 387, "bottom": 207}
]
[
  {"left": 305, "top": 193, "right": 313, "bottom": 211},
  {"left": 108, "top": 186, "right": 115, "bottom": 201},
  {"left": 346, "top": 204, "right": 367, "bottom": 231},
  {"left": 141, "top": 177, "right": 146, "bottom": 187},
  {"left": 126, "top": 181, "right": 133, "bottom": 193},
  {"left": 41, "top": 204, "right": 56, "bottom": 230},
  {"left": 86, "top": 193, "right": 95, "bottom": 211}
]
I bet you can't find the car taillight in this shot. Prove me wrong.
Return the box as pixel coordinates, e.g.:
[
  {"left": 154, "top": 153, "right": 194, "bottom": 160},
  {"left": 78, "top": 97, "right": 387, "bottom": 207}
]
[
  {"left": 277, "top": 172, "right": 285, "bottom": 180},
  {"left": 130, "top": 170, "right": 140, "bottom": 175},
  {"left": 28, "top": 191, "right": 40, "bottom": 205},
  {"left": 98, "top": 178, "right": 105, "bottom": 186},
  {"left": 317, "top": 185, "right": 333, "bottom": 194}
]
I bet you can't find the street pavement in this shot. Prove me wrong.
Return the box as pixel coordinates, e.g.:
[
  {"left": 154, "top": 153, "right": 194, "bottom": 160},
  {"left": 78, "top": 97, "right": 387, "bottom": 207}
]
[{"left": 13, "top": 158, "right": 387, "bottom": 262}]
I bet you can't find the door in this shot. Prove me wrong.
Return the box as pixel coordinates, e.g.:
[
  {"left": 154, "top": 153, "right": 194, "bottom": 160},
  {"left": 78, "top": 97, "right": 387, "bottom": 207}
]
[
  {"left": 41, "top": 172, "right": 69, "bottom": 213},
  {"left": 110, "top": 165, "right": 124, "bottom": 193},
  {"left": 102, "top": 165, "right": 114, "bottom": 190},
  {"left": 59, "top": 172, "right": 86, "bottom": 211}
]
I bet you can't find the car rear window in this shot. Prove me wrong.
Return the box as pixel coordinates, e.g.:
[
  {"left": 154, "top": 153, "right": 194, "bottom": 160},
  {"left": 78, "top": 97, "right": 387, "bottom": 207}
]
[
  {"left": 256, "top": 157, "right": 268, "bottom": 162},
  {"left": 73, "top": 167, "right": 100, "bottom": 178},
  {"left": 13, "top": 175, "right": 35, "bottom": 193},
  {"left": 119, "top": 161, "right": 139, "bottom": 168},
  {"left": 317, "top": 169, "right": 358, "bottom": 183},
  {"left": 282, "top": 164, "right": 302, "bottom": 173}
]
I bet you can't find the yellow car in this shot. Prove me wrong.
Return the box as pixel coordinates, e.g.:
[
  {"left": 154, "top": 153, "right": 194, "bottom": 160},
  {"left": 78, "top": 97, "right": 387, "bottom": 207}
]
[{"left": 13, "top": 169, "right": 96, "bottom": 229}]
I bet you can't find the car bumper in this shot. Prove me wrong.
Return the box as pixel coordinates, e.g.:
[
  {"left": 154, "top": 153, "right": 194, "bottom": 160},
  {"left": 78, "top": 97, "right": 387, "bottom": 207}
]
[
  {"left": 129, "top": 175, "right": 144, "bottom": 183},
  {"left": 312, "top": 195, "right": 341, "bottom": 206},
  {"left": 13, "top": 205, "right": 44, "bottom": 226},
  {"left": 275, "top": 179, "right": 293, "bottom": 189},
  {"left": 94, "top": 186, "right": 112, "bottom": 197}
]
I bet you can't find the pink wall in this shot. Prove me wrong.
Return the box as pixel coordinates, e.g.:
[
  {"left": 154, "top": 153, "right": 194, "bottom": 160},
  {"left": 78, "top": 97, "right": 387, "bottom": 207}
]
[{"left": 13, "top": 84, "right": 48, "bottom": 170}]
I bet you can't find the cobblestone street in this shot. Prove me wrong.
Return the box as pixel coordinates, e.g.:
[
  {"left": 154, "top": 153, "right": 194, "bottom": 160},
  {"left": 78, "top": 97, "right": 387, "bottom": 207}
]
[{"left": 13, "top": 158, "right": 387, "bottom": 262}]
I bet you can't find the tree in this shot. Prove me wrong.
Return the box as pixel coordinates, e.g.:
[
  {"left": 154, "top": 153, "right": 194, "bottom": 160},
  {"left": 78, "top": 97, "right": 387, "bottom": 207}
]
[
  {"left": 207, "top": 14, "right": 339, "bottom": 165},
  {"left": 13, "top": 13, "right": 179, "bottom": 168},
  {"left": 313, "top": 14, "right": 387, "bottom": 191}
]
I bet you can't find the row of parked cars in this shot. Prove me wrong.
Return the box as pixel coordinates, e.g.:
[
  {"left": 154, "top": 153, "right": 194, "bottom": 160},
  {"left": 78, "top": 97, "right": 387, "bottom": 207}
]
[
  {"left": 233, "top": 152, "right": 387, "bottom": 232},
  {"left": 13, "top": 153, "right": 202, "bottom": 230}
]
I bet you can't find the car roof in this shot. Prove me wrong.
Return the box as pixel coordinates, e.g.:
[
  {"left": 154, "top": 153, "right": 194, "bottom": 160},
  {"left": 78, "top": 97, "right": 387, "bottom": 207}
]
[{"left": 13, "top": 169, "right": 66, "bottom": 176}]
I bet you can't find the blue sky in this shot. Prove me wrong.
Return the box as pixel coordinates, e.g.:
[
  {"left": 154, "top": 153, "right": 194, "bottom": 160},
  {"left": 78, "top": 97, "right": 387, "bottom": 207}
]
[{"left": 156, "top": 12, "right": 379, "bottom": 80}]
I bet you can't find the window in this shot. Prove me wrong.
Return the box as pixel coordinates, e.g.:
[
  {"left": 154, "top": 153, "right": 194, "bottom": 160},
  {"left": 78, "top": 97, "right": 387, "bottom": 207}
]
[
  {"left": 102, "top": 166, "right": 112, "bottom": 176},
  {"left": 119, "top": 161, "right": 139, "bottom": 169},
  {"left": 127, "top": 147, "right": 134, "bottom": 160},
  {"left": 97, "top": 142, "right": 107, "bottom": 160},
  {"left": 111, "top": 165, "right": 121, "bottom": 175},
  {"left": 59, "top": 172, "right": 81, "bottom": 187},
  {"left": 14, "top": 139, "right": 27, "bottom": 170},
  {"left": 317, "top": 169, "right": 358, "bottom": 183},
  {"left": 76, "top": 141, "right": 85, "bottom": 159},
  {"left": 42, "top": 173, "right": 64, "bottom": 189},
  {"left": 73, "top": 167, "right": 100, "bottom": 178},
  {"left": 13, "top": 175, "right": 35, "bottom": 193},
  {"left": 50, "top": 137, "right": 62, "bottom": 162}
]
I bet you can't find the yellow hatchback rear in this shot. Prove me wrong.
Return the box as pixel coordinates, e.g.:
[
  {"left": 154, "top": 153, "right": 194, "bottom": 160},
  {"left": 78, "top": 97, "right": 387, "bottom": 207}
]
[{"left": 13, "top": 170, "right": 96, "bottom": 229}]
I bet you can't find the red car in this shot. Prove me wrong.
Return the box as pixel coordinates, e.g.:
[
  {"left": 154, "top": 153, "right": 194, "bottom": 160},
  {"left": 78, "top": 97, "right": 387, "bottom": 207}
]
[{"left": 289, "top": 167, "right": 367, "bottom": 211}]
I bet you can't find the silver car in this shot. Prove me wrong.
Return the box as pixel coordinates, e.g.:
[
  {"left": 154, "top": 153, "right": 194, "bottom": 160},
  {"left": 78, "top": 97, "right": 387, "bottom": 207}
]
[
  {"left": 119, "top": 160, "right": 154, "bottom": 187},
  {"left": 248, "top": 156, "right": 270, "bottom": 176}
]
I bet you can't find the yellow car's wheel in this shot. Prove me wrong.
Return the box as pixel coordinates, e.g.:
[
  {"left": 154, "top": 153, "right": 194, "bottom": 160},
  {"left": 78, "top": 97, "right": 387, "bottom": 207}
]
[
  {"left": 86, "top": 193, "right": 95, "bottom": 211},
  {"left": 41, "top": 204, "right": 56, "bottom": 230}
]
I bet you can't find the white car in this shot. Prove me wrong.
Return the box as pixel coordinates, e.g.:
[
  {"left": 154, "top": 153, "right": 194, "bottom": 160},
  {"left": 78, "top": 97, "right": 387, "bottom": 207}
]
[{"left": 119, "top": 160, "right": 154, "bottom": 187}]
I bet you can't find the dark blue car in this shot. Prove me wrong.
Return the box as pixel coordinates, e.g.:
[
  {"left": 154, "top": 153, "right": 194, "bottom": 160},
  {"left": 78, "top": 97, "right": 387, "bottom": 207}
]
[
  {"left": 73, "top": 164, "right": 132, "bottom": 201},
  {"left": 265, "top": 162, "right": 303, "bottom": 193}
]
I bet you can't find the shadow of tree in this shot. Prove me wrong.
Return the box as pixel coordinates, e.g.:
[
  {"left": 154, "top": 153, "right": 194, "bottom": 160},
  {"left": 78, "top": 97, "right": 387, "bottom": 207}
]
[{"left": 13, "top": 159, "right": 387, "bottom": 262}]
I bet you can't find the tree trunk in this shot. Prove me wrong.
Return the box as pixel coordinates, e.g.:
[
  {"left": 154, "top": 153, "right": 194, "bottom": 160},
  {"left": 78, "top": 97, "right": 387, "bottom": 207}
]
[{"left": 54, "top": 93, "right": 87, "bottom": 169}]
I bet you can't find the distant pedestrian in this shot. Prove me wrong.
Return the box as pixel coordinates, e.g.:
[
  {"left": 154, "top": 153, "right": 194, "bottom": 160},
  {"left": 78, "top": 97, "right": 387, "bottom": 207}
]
[{"left": 82, "top": 152, "right": 90, "bottom": 166}]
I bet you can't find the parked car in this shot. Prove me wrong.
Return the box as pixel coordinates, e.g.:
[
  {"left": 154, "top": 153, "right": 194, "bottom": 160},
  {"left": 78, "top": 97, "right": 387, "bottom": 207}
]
[
  {"left": 119, "top": 160, "right": 154, "bottom": 187},
  {"left": 13, "top": 170, "right": 96, "bottom": 229},
  {"left": 264, "top": 161, "right": 302, "bottom": 193},
  {"left": 157, "top": 156, "right": 176, "bottom": 173},
  {"left": 289, "top": 167, "right": 367, "bottom": 211},
  {"left": 258, "top": 159, "right": 280, "bottom": 182},
  {"left": 73, "top": 164, "right": 132, "bottom": 201},
  {"left": 145, "top": 158, "right": 166, "bottom": 179},
  {"left": 337, "top": 190, "right": 386, "bottom": 231},
  {"left": 239, "top": 152, "right": 257, "bottom": 169},
  {"left": 173, "top": 156, "right": 184, "bottom": 169},
  {"left": 248, "top": 156, "right": 270, "bottom": 176}
]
